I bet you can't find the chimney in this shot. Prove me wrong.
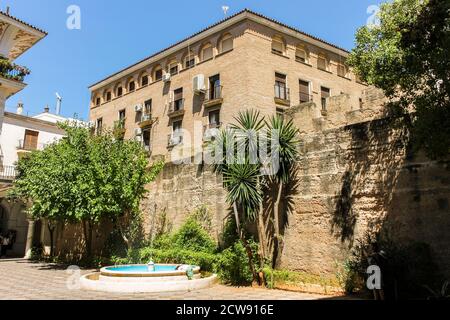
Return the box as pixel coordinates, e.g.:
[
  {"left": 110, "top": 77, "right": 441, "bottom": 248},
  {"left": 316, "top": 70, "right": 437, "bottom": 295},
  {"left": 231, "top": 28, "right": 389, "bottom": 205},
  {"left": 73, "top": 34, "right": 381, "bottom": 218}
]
[
  {"left": 17, "top": 101, "right": 24, "bottom": 115},
  {"left": 44, "top": 105, "right": 50, "bottom": 113},
  {"left": 6, "top": 6, "right": 10, "bottom": 15}
]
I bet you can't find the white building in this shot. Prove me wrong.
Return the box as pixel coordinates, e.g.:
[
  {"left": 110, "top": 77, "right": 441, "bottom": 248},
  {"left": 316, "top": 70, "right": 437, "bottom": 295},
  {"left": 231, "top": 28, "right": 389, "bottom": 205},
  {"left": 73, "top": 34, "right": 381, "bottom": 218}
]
[{"left": 0, "top": 10, "right": 47, "bottom": 133}]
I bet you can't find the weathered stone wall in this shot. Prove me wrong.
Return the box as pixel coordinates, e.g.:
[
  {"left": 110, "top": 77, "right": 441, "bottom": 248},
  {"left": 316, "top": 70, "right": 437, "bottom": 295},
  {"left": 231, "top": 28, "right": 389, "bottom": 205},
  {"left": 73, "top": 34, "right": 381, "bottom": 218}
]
[
  {"left": 279, "top": 89, "right": 450, "bottom": 278},
  {"left": 144, "top": 160, "right": 228, "bottom": 240}
]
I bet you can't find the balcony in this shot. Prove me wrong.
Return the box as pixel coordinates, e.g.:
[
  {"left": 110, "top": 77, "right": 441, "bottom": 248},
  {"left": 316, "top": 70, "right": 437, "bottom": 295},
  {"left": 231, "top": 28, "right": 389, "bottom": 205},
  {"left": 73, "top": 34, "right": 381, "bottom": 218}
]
[
  {"left": 17, "top": 140, "right": 47, "bottom": 152},
  {"left": 0, "top": 57, "right": 30, "bottom": 82},
  {"left": 203, "top": 122, "right": 222, "bottom": 141},
  {"left": 0, "top": 165, "right": 17, "bottom": 181},
  {"left": 167, "top": 133, "right": 183, "bottom": 148},
  {"left": 138, "top": 113, "right": 155, "bottom": 128},
  {"left": 299, "top": 92, "right": 313, "bottom": 104},
  {"left": 204, "top": 86, "right": 223, "bottom": 108},
  {"left": 113, "top": 119, "right": 126, "bottom": 138},
  {"left": 274, "top": 84, "right": 290, "bottom": 107},
  {"left": 168, "top": 99, "right": 185, "bottom": 118}
]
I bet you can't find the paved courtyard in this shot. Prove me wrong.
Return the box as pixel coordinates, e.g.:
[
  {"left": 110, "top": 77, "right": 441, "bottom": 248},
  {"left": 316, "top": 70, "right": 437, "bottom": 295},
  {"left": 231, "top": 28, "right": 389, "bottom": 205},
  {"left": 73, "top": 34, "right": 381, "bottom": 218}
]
[{"left": 0, "top": 259, "right": 336, "bottom": 300}]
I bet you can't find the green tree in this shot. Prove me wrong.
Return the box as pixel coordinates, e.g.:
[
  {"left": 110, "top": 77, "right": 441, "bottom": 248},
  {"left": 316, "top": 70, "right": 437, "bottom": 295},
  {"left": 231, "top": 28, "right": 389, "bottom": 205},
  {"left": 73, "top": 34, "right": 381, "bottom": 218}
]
[
  {"left": 265, "top": 116, "right": 299, "bottom": 268},
  {"left": 13, "top": 123, "right": 163, "bottom": 258},
  {"left": 347, "top": 0, "right": 450, "bottom": 159}
]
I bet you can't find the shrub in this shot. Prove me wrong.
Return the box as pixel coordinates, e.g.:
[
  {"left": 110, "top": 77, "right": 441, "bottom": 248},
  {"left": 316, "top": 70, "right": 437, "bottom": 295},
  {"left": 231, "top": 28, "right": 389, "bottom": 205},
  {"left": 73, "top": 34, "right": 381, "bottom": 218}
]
[
  {"left": 215, "top": 240, "right": 258, "bottom": 286},
  {"left": 172, "top": 218, "right": 216, "bottom": 253}
]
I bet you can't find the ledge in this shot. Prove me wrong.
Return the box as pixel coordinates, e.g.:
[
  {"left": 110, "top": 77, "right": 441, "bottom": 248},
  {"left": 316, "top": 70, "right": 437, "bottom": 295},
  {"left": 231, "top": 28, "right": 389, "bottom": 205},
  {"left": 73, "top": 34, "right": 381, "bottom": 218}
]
[
  {"left": 318, "top": 68, "right": 333, "bottom": 75},
  {"left": 196, "top": 57, "right": 214, "bottom": 67},
  {"left": 215, "top": 48, "right": 233, "bottom": 59},
  {"left": 204, "top": 98, "right": 223, "bottom": 108},
  {"left": 295, "top": 59, "right": 312, "bottom": 67},
  {"left": 338, "top": 75, "right": 352, "bottom": 81},
  {"left": 167, "top": 109, "right": 185, "bottom": 118},
  {"left": 274, "top": 97, "right": 291, "bottom": 107},
  {"left": 271, "top": 51, "right": 290, "bottom": 59}
]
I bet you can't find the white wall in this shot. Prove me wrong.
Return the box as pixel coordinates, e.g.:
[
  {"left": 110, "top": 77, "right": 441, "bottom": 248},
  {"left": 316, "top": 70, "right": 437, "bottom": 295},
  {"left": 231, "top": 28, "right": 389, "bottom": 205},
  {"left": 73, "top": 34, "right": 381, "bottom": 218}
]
[{"left": 0, "top": 115, "right": 65, "bottom": 168}]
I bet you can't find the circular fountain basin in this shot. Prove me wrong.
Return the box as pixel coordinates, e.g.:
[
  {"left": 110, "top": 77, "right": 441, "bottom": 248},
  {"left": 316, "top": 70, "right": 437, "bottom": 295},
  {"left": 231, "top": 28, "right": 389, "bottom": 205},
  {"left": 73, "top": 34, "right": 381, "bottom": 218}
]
[{"left": 81, "top": 264, "right": 218, "bottom": 293}]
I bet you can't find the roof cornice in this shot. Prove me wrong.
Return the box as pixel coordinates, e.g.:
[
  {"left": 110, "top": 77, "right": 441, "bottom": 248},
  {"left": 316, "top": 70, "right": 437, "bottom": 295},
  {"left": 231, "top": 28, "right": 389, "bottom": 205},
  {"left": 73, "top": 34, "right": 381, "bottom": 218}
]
[{"left": 89, "top": 9, "right": 350, "bottom": 91}]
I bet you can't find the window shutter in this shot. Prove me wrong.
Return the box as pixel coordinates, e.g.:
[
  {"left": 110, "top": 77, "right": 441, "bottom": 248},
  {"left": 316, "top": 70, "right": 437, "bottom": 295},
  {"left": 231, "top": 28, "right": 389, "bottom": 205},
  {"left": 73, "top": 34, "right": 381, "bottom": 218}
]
[
  {"left": 299, "top": 80, "right": 309, "bottom": 95},
  {"left": 174, "top": 88, "right": 183, "bottom": 101},
  {"left": 222, "top": 37, "right": 233, "bottom": 52},
  {"left": 321, "top": 87, "right": 330, "bottom": 98},
  {"left": 275, "top": 73, "right": 286, "bottom": 83}
]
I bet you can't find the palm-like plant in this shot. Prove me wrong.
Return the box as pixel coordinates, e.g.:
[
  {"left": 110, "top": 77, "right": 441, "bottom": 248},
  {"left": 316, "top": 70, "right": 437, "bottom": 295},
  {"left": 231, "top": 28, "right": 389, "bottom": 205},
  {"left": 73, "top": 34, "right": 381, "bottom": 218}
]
[
  {"left": 209, "top": 110, "right": 266, "bottom": 283},
  {"left": 265, "top": 115, "right": 300, "bottom": 267}
]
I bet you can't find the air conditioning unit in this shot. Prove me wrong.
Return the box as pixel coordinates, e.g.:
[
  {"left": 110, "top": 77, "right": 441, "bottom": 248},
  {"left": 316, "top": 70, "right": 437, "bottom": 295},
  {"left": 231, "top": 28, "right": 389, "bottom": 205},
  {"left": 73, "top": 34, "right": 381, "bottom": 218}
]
[
  {"left": 193, "top": 74, "right": 206, "bottom": 94},
  {"left": 134, "top": 104, "right": 143, "bottom": 112},
  {"left": 162, "top": 73, "right": 171, "bottom": 82},
  {"left": 170, "top": 135, "right": 182, "bottom": 146},
  {"left": 134, "top": 128, "right": 142, "bottom": 136}
]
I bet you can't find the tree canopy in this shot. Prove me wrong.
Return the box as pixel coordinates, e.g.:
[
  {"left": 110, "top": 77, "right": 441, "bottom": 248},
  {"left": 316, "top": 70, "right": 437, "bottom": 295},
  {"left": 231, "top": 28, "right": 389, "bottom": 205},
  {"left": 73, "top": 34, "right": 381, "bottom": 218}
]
[
  {"left": 348, "top": 0, "right": 450, "bottom": 159},
  {"left": 12, "top": 123, "right": 163, "bottom": 256}
]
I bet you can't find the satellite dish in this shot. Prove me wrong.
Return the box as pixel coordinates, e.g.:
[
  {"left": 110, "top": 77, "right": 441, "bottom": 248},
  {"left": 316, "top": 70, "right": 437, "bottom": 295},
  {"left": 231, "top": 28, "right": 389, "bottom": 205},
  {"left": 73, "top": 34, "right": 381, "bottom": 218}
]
[{"left": 222, "top": 6, "right": 229, "bottom": 16}]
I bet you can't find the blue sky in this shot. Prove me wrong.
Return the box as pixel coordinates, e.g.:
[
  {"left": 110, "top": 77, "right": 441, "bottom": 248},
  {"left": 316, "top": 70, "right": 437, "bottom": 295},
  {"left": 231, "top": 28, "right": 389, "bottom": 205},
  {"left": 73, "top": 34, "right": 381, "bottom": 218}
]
[{"left": 3, "top": 0, "right": 380, "bottom": 120}]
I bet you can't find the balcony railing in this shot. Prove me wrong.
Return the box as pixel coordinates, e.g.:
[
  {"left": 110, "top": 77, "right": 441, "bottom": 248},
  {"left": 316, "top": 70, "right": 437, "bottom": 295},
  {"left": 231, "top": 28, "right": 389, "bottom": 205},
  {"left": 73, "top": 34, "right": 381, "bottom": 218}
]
[
  {"left": 168, "top": 99, "right": 185, "bottom": 117},
  {"left": 203, "top": 122, "right": 222, "bottom": 141},
  {"left": 139, "top": 113, "right": 155, "bottom": 128},
  {"left": 0, "top": 165, "right": 17, "bottom": 181},
  {"left": 274, "top": 84, "right": 290, "bottom": 106},
  {"left": 17, "top": 140, "right": 47, "bottom": 151},
  {"left": 167, "top": 133, "right": 183, "bottom": 147},
  {"left": 299, "top": 92, "right": 313, "bottom": 104},
  {"left": 204, "top": 86, "right": 223, "bottom": 107},
  {"left": 0, "top": 57, "right": 30, "bottom": 82}
]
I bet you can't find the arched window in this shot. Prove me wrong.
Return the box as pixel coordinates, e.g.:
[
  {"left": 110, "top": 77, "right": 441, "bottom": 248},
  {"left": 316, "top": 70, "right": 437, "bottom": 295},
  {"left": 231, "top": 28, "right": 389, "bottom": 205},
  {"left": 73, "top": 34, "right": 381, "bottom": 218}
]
[
  {"left": 152, "top": 65, "right": 163, "bottom": 81},
  {"left": 94, "top": 95, "right": 101, "bottom": 106},
  {"left": 317, "top": 53, "right": 329, "bottom": 71},
  {"left": 272, "top": 35, "right": 286, "bottom": 55},
  {"left": 167, "top": 59, "right": 179, "bottom": 76},
  {"left": 106, "top": 91, "right": 112, "bottom": 102},
  {"left": 128, "top": 80, "right": 136, "bottom": 92},
  {"left": 218, "top": 33, "right": 233, "bottom": 53},
  {"left": 141, "top": 74, "right": 149, "bottom": 87},
  {"left": 183, "top": 51, "right": 196, "bottom": 69},
  {"left": 200, "top": 43, "right": 213, "bottom": 61},
  {"left": 337, "top": 63, "right": 349, "bottom": 78},
  {"left": 116, "top": 84, "right": 123, "bottom": 97},
  {"left": 295, "top": 45, "right": 309, "bottom": 63}
]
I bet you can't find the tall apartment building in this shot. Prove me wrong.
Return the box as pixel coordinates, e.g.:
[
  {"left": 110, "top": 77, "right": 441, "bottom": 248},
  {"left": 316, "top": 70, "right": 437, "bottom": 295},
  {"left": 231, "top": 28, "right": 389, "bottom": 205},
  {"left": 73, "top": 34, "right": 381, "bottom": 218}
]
[
  {"left": 0, "top": 10, "right": 47, "bottom": 133},
  {"left": 89, "top": 9, "right": 367, "bottom": 159}
]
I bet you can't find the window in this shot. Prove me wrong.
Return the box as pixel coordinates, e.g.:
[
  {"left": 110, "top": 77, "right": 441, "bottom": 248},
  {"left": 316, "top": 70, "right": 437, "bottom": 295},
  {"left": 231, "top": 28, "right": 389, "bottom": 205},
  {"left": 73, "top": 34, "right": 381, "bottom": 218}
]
[
  {"left": 118, "top": 109, "right": 126, "bottom": 128},
  {"left": 209, "top": 74, "right": 221, "bottom": 100},
  {"left": 337, "top": 64, "right": 348, "bottom": 78},
  {"left": 276, "top": 108, "right": 285, "bottom": 119},
  {"left": 272, "top": 35, "right": 285, "bottom": 55},
  {"left": 321, "top": 87, "right": 330, "bottom": 111},
  {"left": 219, "top": 33, "right": 233, "bottom": 53},
  {"left": 117, "top": 86, "right": 123, "bottom": 97},
  {"left": 317, "top": 54, "right": 328, "bottom": 71},
  {"left": 153, "top": 66, "right": 163, "bottom": 81},
  {"left": 144, "top": 99, "right": 152, "bottom": 114},
  {"left": 173, "top": 120, "right": 182, "bottom": 134},
  {"left": 128, "top": 81, "right": 136, "bottom": 92},
  {"left": 96, "top": 118, "right": 103, "bottom": 134},
  {"left": 167, "top": 60, "right": 179, "bottom": 76},
  {"left": 275, "top": 73, "right": 289, "bottom": 101},
  {"left": 173, "top": 88, "right": 184, "bottom": 111},
  {"left": 200, "top": 43, "right": 213, "bottom": 61},
  {"left": 141, "top": 75, "right": 149, "bottom": 86},
  {"left": 184, "top": 53, "right": 195, "bottom": 69},
  {"left": 296, "top": 46, "right": 308, "bottom": 63},
  {"left": 142, "top": 128, "right": 151, "bottom": 151},
  {"left": 95, "top": 97, "right": 101, "bottom": 106},
  {"left": 171, "top": 120, "right": 183, "bottom": 145},
  {"left": 23, "top": 130, "right": 39, "bottom": 151},
  {"left": 299, "top": 80, "right": 311, "bottom": 103},
  {"left": 359, "top": 98, "right": 363, "bottom": 109},
  {"left": 106, "top": 91, "right": 112, "bottom": 102},
  {"left": 209, "top": 109, "right": 221, "bottom": 127}
]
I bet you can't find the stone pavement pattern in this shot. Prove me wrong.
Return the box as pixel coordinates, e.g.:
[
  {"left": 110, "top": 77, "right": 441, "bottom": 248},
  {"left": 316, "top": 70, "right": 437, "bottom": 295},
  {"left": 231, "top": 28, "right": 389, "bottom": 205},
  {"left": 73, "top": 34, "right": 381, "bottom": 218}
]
[{"left": 0, "top": 259, "right": 330, "bottom": 300}]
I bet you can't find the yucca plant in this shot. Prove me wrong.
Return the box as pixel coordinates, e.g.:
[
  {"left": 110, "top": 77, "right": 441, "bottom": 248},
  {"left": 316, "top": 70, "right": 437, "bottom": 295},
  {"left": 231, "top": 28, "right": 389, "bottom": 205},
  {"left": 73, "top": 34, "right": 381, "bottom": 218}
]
[{"left": 265, "top": 115, "right": 300, "bottom": 267}]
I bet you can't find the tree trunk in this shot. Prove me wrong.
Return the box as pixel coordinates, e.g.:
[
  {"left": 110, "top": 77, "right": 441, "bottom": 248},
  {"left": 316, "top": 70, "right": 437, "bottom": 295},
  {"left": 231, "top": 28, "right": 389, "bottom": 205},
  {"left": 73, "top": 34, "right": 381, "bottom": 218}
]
[
  {"left": 82, "top": 220, "right": 93, "bottom": 259},
  {"left": 257, "top": 203, "right": 266, "bottom": 268},
  {"left": 232, "top": 202, "right": 259, "bottom": 285},
  {"left": 47, "top": 222, "right": 55, "bottom": 257},
  {"left": 272, "top": 181, "right": 283, "bottom": 268}
]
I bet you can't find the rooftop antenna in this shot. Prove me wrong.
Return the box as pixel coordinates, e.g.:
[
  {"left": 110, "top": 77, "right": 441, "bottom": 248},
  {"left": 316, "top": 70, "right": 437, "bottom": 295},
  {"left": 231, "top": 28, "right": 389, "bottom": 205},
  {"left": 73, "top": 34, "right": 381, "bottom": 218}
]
[
  {"left": 55, "top": 92, "right": 62, "bottom": 115},
  {"left": 222, "top": 5, "right": 229, "bottom": 17}
]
